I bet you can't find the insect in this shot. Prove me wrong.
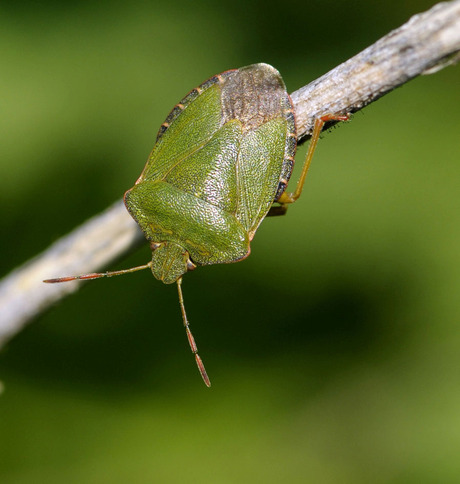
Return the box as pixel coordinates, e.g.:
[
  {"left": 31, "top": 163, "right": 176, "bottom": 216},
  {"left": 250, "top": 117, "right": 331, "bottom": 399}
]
[{"left": 45, "top": 63, "right": 349, "bottom": 387}]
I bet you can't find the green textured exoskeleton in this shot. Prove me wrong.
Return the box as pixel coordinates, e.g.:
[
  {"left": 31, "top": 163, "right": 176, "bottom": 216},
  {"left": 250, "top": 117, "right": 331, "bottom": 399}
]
[
  {"left": 44, "top": 63, "right": 349, "bottom": 386},
  {"left": 124, "top": 63, "right": 297, "bottom": 284},
  {"left": 124, "top": 64, "right": 297, "bottom": 386}
]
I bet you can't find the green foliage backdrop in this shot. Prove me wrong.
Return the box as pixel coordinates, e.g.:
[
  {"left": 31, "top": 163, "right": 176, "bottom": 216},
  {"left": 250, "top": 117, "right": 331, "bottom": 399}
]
[{"left": 1, "top": 1, "right": 459, "bottom": 482}]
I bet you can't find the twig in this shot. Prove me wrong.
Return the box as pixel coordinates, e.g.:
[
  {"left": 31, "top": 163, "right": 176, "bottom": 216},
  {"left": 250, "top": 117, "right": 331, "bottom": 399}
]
[
  {"left": 292, "top": 0, "right": 460, "bottom": 139},
  {"left": 0, "top": 0, "right": 459, "bottom": 347}
]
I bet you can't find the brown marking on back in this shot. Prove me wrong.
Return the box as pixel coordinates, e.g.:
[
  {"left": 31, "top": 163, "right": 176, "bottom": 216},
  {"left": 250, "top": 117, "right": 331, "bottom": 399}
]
[{"left": 220, "top": 64, "right": 288, "bottom": 132}]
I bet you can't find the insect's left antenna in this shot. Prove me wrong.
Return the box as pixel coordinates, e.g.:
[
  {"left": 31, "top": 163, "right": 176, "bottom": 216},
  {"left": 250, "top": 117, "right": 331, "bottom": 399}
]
[
  {"left": 43, "top": 262, "right": 152, "bottom": 283},
  {"left": 177, "top": 277, "right": 211, "bottom": 387}
]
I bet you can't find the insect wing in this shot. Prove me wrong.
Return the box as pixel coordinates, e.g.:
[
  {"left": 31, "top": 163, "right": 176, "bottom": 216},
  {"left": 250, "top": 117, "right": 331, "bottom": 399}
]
[
  {"left": 235, "top": 116, "right": 288, "bottom": 233},
  {"left": 138, "top": 84, "right": 224, "bottom": 183}
]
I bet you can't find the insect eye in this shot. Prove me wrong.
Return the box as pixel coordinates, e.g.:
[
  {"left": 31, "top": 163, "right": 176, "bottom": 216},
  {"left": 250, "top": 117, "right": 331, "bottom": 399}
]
[
  {"left": 186, "top": 259, "right": 197, "bottom": 272},
  {"left": 150, "top": 242, "right": 162, "bottom": 251}
]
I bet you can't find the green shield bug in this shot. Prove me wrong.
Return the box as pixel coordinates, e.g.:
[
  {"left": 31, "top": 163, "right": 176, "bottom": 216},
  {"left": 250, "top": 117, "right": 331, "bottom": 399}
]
[{"left": 45, "top": 63, "right": 349, "bottom": 386}]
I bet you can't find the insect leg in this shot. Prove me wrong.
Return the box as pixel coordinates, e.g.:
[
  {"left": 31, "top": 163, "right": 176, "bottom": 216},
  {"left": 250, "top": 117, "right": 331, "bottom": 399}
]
[
  {"left": 267, "top": 204, "right": 289, "bottom": 217},
  {"left": 276, "top": 113, "right": 350, "bottom": 206},
  {"left": 176, "top": 277, "right": 211, "bottom": 387}
]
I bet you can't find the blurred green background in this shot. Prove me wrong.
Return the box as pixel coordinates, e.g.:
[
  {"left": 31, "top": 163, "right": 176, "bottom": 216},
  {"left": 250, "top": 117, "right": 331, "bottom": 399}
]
[{"left": 1, "top": 0, "right": 460, "bottom": 482}]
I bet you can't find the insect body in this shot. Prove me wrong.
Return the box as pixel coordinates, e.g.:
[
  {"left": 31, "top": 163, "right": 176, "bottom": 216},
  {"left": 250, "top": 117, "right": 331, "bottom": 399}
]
[
  {"left": 45, "top": 63, "right": 349, "bottom": 386},
  {"left": 125, "top": 64, "right": 297, "bottom": 281}
]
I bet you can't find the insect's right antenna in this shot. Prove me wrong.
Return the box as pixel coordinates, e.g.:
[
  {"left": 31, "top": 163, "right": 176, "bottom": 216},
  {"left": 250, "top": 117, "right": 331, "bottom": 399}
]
[
  {"left": 43, "top": 262, "right": 152, "bottom": 283},
  {"left": 177, "top": 277, "right": 211, "bottom": 387}
]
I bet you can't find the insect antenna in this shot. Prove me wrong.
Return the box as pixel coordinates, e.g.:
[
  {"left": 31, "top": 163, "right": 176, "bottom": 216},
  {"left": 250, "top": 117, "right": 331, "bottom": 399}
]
[
  {"left": 176, "top": 277, "right": 211, "bottom": 387},
  {"left": 43, "top": 262, "right": 152, "bottom": 283}
]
